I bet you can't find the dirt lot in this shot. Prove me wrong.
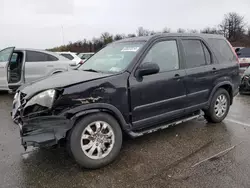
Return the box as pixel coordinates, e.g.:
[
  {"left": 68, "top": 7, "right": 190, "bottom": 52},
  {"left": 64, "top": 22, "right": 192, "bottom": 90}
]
[{"left": 1, "top": 92, "right": 250, "bottom": 188}]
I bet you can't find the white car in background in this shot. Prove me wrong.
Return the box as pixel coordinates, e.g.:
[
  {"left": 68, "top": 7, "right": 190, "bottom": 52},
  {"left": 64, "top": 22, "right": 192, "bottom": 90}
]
[
  {"left": 0, "top": 47, "right": 73, "bottom": 91},
  {"left": 57, "top": 52, "right": 83, "bottom": 66},
  {"left": 78, "top": 52, "right": 94, "bottom": 62},
  {"left": 236, "top": 48, "right": 250, "bottom": 76}
]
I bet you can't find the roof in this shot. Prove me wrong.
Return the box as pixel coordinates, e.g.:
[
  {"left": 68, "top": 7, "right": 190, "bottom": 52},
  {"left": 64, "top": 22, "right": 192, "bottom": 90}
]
[
  {"left": 78, "top": 52, "right": 95, "bottom": 54},
  {"left": 14, "top": 48, "right": 69, "bottom": 61},
  {"left": 114, "top": 33, "right": 225, "bottom": 43}
]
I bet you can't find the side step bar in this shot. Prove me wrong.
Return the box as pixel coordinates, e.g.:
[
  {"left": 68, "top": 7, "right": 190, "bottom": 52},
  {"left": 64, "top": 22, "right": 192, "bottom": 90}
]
[{"left": 127, "top": 110, "right": 203, "bottom": 138}]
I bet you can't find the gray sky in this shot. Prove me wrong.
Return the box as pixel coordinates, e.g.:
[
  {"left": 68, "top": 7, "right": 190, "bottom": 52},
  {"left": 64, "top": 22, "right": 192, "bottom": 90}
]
[{"left": 1, "top": 0, "right": 250, "bottom": 49}]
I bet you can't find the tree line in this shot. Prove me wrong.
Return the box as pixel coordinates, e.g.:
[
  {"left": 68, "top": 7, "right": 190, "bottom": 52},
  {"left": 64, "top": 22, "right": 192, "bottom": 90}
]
[{"left": 49, "top": 12, "right": 250, "bottom": 52}]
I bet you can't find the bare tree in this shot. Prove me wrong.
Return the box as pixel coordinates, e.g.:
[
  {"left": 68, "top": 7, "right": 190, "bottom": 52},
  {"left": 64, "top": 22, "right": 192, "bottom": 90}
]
[
  {"left": 150, "top": 30, "right": 157, "bottom": 35},
  {"left": 137, "top": 27, "right": 151, "bottom": 36},
  {"left": 247, "top": 27, "right": 250, "bottom": 37},
  {"left": 219, "top": 12, "right": 246, "bottom": 41},
  {"left": 101, "top": 32, "right": 113, "bottom": 44},
  {"left": 162, "top": 27, "right": 171, "bottom": 33},
  {"left": 201, "top": 27, "right": 220, "bottom": 34},
  {"left": 127, "top": 33, "right": 136, "bottom": 38},
  {"left": 114, "top": 34, "right": 124, "bottom": 41},
  {"left": 177, "top": 28, "right": 185, "bottom": 33},
  {"left": 189, "top": 29, "right": 199, "bottom": 33}
]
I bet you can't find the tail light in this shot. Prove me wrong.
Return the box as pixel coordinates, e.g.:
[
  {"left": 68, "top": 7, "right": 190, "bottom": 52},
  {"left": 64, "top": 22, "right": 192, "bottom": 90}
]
[
  {"left": 79, "top": 60, "right": 84, "bottom": 65},
  {"left": 239, "top": 63, "right": 249, "bottom": 68}
]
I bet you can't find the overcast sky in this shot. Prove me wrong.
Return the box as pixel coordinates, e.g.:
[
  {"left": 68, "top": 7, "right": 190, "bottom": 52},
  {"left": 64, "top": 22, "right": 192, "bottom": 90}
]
[{"left": 1, "top": 0, "right": 250, "bottom": 49}]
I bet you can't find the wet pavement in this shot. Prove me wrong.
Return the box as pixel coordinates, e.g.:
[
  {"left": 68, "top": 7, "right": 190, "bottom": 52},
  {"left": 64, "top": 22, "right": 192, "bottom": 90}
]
[{"left": 1, "top": 92, "right": 250, "bottom": 188}]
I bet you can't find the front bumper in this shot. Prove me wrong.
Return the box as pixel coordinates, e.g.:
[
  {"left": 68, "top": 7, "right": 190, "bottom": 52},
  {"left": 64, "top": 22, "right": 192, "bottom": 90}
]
[
  {"left": 14, "top": 115, "right": 73, "bottom": 148},
  {"left": 12, "top": 92, "right": 73, "bottom": 148}
]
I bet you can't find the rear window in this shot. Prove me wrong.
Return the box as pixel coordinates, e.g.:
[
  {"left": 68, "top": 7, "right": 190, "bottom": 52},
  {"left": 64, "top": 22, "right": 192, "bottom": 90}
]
[
  {"left": 237, "top": 48, "right": 250, "bottom": 58},
  {"left": 207, "top": 39, "right": 235, "bottom": 63},
  {"left": 61, "top": 54, "right": 74, "bottom": 60}
]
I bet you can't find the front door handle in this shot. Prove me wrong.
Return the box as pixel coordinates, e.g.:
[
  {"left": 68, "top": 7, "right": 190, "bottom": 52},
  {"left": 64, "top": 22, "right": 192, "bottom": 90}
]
[
  {"left": 212, "top": 67, "right": 217, "bottom": 73},
  {"left": 47, "top": 65, "right": 54, "bottom": 67}
]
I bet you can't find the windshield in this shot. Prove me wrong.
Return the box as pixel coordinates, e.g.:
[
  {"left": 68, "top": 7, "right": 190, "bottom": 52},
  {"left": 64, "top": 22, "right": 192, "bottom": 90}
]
[{"left": 79, "top": 42, "right": 145, "bottom": 73}]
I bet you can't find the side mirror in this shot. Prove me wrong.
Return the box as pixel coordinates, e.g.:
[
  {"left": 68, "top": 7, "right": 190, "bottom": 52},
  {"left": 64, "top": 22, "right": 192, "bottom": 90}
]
[
  {"left": 236, "top": 52, "right": 241, "bottom": 56},
  {"left": 136, "top": 62, "right": 160, "bottom": 77}
]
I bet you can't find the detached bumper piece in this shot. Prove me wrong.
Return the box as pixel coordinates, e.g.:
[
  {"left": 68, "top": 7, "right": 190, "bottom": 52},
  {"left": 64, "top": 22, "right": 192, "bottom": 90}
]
[
  {"left": 17, "top": 116, "right": 73, "bottom": 149},
  {"left": 22, "top": 133, "right": 57, "bottom": 149},
  {"left": 239, "top": 76, "right": 250, "bottom": 93}
]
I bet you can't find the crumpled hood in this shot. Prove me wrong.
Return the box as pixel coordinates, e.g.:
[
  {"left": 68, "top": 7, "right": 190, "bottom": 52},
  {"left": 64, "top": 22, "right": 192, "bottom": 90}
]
[{"left": 19, "top": 70, "right": 112, "bottom": 98}]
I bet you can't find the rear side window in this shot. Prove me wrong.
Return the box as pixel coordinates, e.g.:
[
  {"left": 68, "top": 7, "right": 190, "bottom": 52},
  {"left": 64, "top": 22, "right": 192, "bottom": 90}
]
[
  {"left": 142, "top": 40, "right": 179, "bottom": 72},
  {"left": 26, "top": 51, "right": 58, "bottom": 62},
  {"left": 61, "top": 54, "right": 74, "bottom": 60},
  {"left": 182, "top": 40, "right": 206, "bottom": 68},
  {"left": 207, "top": 39, "right": 235, "bottom": 63}
]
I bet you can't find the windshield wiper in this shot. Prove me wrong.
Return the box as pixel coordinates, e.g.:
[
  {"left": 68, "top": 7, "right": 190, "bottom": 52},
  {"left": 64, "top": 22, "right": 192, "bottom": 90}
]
[{"left": 83, "top": 69, "right": 99, "bottom": 73}]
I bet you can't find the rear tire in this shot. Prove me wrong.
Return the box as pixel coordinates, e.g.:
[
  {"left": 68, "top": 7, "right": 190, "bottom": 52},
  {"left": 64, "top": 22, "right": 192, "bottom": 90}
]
[
  {"left": 204, "top": 88, "right": 230, "bottom": 123},
  {"left": 69, "top": 113, "right": 122, "bottom": 169}
]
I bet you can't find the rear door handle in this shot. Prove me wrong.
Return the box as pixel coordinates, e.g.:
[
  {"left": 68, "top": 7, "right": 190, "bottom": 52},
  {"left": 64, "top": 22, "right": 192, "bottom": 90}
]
[
  {"left": 174, "top": 74, "right": 181, "bottom": 81},
  {"left": 47, "top": 65, "right": 54, "bottom": 67}
]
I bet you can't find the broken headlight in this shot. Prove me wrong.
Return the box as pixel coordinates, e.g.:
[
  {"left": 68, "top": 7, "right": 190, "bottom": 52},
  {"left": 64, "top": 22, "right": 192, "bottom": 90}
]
[
  {"left": 14, "top": 92, "right": 18, "bottom": 100},
  {"left": 25, "top": 89, "right": 56, "bottom": 109}
]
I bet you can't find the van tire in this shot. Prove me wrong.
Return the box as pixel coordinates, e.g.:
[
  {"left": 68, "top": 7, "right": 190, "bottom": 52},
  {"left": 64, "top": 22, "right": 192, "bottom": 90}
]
[
  {"left": 204, "top": 88, "right": 230, "bottom": 123},
  {"left": 69, "top": 113, "right": 122, "bottom": 169}
]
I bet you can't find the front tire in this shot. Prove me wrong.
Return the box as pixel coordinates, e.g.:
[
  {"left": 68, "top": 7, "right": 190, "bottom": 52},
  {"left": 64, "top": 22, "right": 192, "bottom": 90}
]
[
  {"left": 204, "top": 88, "right": 230, "bottom": 123},
  {"left": 69, "top": 113, "right": 122, "bottom": 169}
]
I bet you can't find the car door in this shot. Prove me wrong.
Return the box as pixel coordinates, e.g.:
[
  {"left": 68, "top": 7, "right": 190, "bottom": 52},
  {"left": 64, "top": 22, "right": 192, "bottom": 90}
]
[
  {"left": 0, "top": 47, "right": 15, "bottom": 90},
  {"left": 129, "top": 39, "right": 187, "bottom": 129},
  {"left": 25, "top": 50, "right": 59, "bottom": 83},
  {"left": 180, "top": 38, "right": 213, "bottom": 111}
]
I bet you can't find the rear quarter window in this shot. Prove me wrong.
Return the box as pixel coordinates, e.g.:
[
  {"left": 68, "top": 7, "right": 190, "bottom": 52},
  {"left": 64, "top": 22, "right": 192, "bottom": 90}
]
[{"left": 207, "top": 39, "right": 236, "bottom": 63}]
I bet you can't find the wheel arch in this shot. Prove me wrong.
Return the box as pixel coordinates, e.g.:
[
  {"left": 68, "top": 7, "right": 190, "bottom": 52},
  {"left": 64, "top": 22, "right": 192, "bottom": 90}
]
[
  {"left": 50, "top": 69, "right": 65, "bottom": 75},
  {"left": 65, "top": 103, "right": 131, "bottom": 132},
  {"left": 208, "top": 82, "right": 233, "bottom": 106}
]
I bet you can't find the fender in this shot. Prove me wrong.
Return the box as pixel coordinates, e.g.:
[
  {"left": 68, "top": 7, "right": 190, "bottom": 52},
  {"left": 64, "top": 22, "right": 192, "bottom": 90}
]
[
  {"left": 208, "top": 81, "right": 233, "bottom": 106},
  {"left": 50, "top": 68, "right": 67, "bottom": 75},
  {"left": 64, "top": 103, "right": 131, "bottom": 131}
]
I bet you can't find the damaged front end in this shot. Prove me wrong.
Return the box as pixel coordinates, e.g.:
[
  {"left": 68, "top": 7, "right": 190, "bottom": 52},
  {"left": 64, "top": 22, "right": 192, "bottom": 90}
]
[
  {"left": 239, "top": 75, "right": 250, "bottom": 93},
  {"left": 12, "top": 89, "right": 73, "bottom": 149}
]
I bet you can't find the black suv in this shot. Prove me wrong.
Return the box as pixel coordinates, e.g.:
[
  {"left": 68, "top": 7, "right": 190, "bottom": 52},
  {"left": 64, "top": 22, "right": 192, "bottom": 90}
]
[{"left": 12, "top": 33, "right": 240, "bottom": 169}]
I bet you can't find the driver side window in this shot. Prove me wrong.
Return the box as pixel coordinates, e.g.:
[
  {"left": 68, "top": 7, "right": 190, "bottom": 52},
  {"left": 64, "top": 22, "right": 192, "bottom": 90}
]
[{"left": 142, "top": 40, "right": 179, "bottom": 72}]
